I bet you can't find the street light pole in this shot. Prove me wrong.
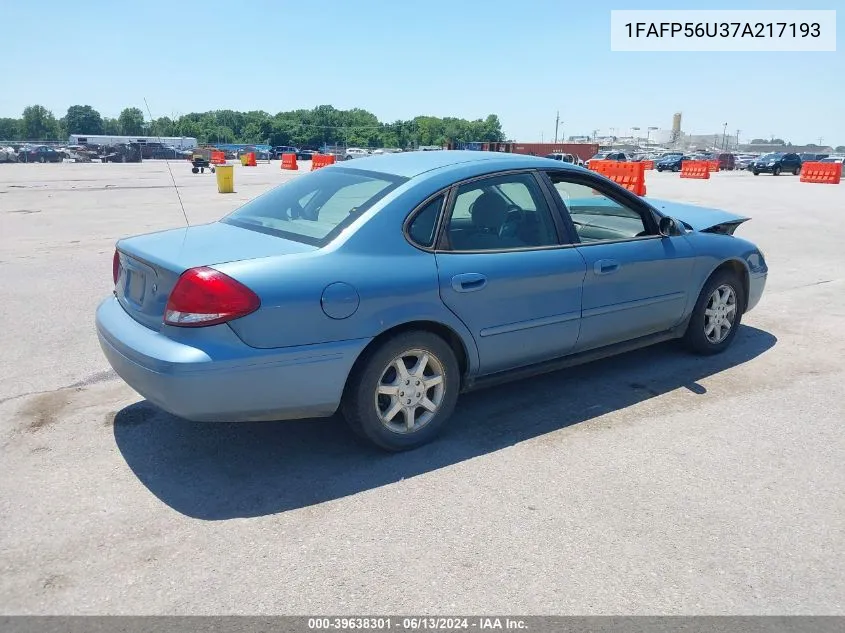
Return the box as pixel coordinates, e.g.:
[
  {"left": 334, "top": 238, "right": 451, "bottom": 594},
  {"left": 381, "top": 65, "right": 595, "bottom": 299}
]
[
  {"left": 722, "top": 122, "right": 728, "bottom": 152},
  {"left": 554, "top": 111, "right": 559, "bottom": 144},
  {"left": 646, "top": 126, "right": 658, "bottom": 150}
]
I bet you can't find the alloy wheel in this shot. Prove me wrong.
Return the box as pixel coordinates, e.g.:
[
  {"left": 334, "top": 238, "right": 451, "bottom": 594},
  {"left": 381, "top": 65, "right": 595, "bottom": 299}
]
[
  {"left": 704, "top": 284, "right": 737, "bottom": 344},
  {"left": 374, "top": 348, "right": 445, "bottom": 433}
]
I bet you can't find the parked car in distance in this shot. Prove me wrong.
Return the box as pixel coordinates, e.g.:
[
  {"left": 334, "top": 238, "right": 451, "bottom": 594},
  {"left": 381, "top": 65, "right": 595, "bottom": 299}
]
[
  {"left": 655, "top": 154, "right": 692, "bottom": 172},
  {"left": 97, "top": 151, "right": 768, "bottom": 451},
  {"left": 0, "top": 146, "right": 19, "bottom": 162},
  {"left": 296, "top": 148, "right": 320, "bottom": 160},
  {"left": 18, "top": 145, "right": 64, "bottom": 163},
  {"left": 717, "top": 153, "right": 736, "bottom": 171},
  {"left": 101, "top": 143, "right": 142, "bottom": 163},
  {"left": 545, "top": 153, "right": 583, "bottom": 166},
  {"left": 735, "top": 154, "right": 758, "bottom": 170},
  {"left": 799, "top": 153, "right": 829, "bottom": 162},
  {"left": 818, "top": 155, "right": 845, "bottom": 165},
  {"left": 272, "top": 146, "right": 298, "bottom": 159},
  {"left": 344, "top": 147, "right": 370, "bottom": 160},
  {"left": 586, "top": 151, "right": 628, "bottom": 168},
  {"left": 752, "top": 152, "right": 802, "bottom": 176}
]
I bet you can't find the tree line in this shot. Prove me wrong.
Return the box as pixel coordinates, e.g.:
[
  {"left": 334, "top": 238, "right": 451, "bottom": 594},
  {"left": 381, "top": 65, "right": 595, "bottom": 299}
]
[{"left": 0, "top": 104, "right": 506, "bottom": 148}]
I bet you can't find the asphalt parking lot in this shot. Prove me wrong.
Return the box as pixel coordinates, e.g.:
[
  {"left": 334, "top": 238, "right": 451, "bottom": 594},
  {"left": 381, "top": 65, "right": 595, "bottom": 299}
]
[{"left": 1, "top": 160, "right": 843, "bottom": 614}]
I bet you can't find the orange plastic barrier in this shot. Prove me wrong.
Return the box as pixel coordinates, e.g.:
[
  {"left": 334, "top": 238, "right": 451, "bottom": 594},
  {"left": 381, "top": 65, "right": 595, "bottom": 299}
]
[
  {"left": 680, "top": 160, "right": 711, "bottom": 179},
  {"left": 210, "top": 151, "right": 226, "bottom": 165},
  {"left": 800, "top": 161, "right": 842, "bottom": 184},
  {"left": 311, "top": 154, "right": 336, "bottom": 171},
  {"left": 708, "top": 160, "right": 720, "bottom": 172},
  {"left": 245, "top": 152, "right": 257, "bottom": 167},
  {"left": 641, "top": 160, "right": 655, "bottom": 170},
  {"left": 588, "top": 160, "right": 647, "bottom": 196},
  {"left": 281, "top": 153, "right": 298, "bottom": 170}
]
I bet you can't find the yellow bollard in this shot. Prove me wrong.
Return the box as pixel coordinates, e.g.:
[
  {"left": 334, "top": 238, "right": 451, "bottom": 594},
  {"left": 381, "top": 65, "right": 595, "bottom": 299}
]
[{"left": 215, "top": 165, "right": 234, "bottom": 193}]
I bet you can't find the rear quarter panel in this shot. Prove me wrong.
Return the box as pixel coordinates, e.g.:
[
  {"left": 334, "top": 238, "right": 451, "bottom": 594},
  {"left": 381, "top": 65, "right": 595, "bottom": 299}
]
[{"left": 216, "top": 173, "right": 483, "bottom": 373}]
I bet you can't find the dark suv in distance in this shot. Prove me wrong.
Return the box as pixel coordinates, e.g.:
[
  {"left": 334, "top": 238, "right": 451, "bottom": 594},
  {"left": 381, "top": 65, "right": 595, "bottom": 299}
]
[
  {"left": 655, "top": 154, "right": 691, "bottom": 172},
  {"left": 717, "top": 153, "right": 736, "bottom": 170},
  {"left": 799, "top": 152, "right": 829, "bottom": 162},
  {"left": 752, "top": 152, "right": 802, "bottom": 176}
]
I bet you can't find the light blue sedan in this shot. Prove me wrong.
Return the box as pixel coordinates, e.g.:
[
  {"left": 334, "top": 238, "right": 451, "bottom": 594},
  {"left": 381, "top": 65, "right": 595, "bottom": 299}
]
[{"left": 97, "top": 151, "right": 768, "bottom": 450}]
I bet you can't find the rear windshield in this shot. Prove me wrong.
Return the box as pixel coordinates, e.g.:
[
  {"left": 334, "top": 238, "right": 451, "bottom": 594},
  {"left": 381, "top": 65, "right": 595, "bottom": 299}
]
[
  {"left": 222, "top": 167, "right": 406, "bottom": 246},
  {"left": 760, "top": 153, "right": 784, "bottom": 159}
]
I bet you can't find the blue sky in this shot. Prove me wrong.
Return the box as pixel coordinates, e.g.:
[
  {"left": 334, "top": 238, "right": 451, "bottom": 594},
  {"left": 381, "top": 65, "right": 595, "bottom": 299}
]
[{"left": 1, "top": 0, "right": 842, "bottom": 145}]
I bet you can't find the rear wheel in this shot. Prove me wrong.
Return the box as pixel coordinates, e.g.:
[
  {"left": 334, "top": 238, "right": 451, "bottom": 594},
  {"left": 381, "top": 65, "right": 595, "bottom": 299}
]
[
  {"left": 683, "top": 269, "right": 744, "bottom": 355},
  {"left": 793, "top": 166, "right": 800, "bottom": 176},
  {"left": 342, "top": 331, "right": 460, "bottom": 451},
  {"left": 672, "top": 165, "right": 680, "bottom": 172}
]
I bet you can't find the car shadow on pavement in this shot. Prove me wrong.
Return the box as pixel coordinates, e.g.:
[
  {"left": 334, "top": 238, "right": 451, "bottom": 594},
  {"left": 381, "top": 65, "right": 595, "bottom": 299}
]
[{"left": 113, "top": 325, "right": 776, "bottom": 520}]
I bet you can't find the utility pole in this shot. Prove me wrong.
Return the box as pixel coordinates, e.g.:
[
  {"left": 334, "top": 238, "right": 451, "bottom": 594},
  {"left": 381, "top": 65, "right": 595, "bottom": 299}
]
[
  {"left": 818, "top": 136, "right": 823, "bottom": 146},
  {"left": 736, "top": 129, "right": 741, "bottom": 150},
  {"left": 722, "top": 122, "right": 728, "bottom": 152},
  {"left": 554, "top": 111, "right": 560, "bottom": 144}
]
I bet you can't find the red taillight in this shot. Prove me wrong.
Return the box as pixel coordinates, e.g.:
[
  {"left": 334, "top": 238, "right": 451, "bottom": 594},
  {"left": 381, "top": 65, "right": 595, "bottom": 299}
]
[
  {"left": 164, "top": 267, "right": 260, "bottom": 327},
  {"left": 113, "top": 250, "right": 120, "bottom": 285}
]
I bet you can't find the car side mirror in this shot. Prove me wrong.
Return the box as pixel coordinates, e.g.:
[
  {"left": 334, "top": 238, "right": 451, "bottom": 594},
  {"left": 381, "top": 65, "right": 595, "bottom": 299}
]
[{"left": 659, "top": 216, "right": 680, "bottom": 237}]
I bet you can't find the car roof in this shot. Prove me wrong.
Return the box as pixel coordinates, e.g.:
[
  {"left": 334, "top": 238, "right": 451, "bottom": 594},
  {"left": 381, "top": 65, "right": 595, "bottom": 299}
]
[{"left": 340, "top": 149, "right": 576, "bottom": 178}]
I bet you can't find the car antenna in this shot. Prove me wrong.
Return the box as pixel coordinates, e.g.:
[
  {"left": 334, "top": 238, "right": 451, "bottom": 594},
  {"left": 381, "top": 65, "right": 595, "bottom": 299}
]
[{"left": 143, "top": 97, "right": 190, "bottom": 227}]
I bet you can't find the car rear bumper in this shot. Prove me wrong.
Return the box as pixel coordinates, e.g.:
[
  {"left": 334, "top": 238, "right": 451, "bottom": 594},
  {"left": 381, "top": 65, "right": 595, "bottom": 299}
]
[{"left": 96, "top": 296, "right": 370, "bottom": 422}]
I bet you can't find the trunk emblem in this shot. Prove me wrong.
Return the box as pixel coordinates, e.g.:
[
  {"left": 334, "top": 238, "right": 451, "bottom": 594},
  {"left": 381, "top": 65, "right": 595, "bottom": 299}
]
[{"left": 152, "top": 283, "right": 158, "bottom": 293}]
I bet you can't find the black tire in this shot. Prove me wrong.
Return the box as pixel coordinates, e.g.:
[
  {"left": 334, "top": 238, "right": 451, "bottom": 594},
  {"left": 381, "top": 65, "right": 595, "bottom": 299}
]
[
  {"left": 657, "top": 167, "right": 663, "bottom": 172},
  {"left": 191, "top": 166, "right": 199, "bottom": 174},
  {"left": 793, "top": 166, "right": 800, "bottom": 176},
  {"left": 672, "top": 165, "right": 680, "bottom": 172},
  {"left": 39, "top": 156, "right": 46, "bottom": 163},
  {"left": 683, "top": 269, "right": 744, "bottom": 355},
  {"left": 753, "top": 169, "right": 759, "bottom": 176},
  {"left": 342, "top": 331, "right": 460, "bottom": 451},
  {"left": 772, "top": 166, "right": 781, "bottom": 176}
]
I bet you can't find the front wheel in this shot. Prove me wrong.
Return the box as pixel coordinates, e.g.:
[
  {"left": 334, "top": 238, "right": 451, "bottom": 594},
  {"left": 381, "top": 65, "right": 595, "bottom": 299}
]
[
  {"left": 753, "top": 169, "right": 760, "bottom": 175},
  {"left": 793, "top": 166, "right": 800, "bottom": 176},
  {"left": 683, "top": 270, "right": 744, "bottom": 355},
  {"left": 772, "top": 166, "right": 781, "bottom": 176},
  {"left": 342, "top": 331, "right": 460, "bottom": 451}
]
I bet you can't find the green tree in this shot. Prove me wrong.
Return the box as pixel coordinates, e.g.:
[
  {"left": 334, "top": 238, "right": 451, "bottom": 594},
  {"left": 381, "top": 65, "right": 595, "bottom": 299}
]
[
  {"left": 102, "top": 118, "right": 121, "bottom": 135},
  {"left": 836, "top": 145, "right": 845, "bottom": 152},
  {"left": 150, "top": 116, "right": 175, "bottom": 137},
  {"left": 63, "top": 105, "right": 103, "bottom": 135},
  {"left": 21, "top": 105, "right": 59, "bottom": 140},
  {"left": 0, "top": 117, "right": 20, "bottom": 140},
  {"left": 118, "top": 107, "right": 145, "bottom": 135}
]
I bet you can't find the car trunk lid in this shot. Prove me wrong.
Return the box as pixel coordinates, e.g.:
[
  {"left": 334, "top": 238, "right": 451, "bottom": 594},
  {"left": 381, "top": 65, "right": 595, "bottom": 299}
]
[{"left": 114, "top": 222, "right": 315, "bottom": 331}]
